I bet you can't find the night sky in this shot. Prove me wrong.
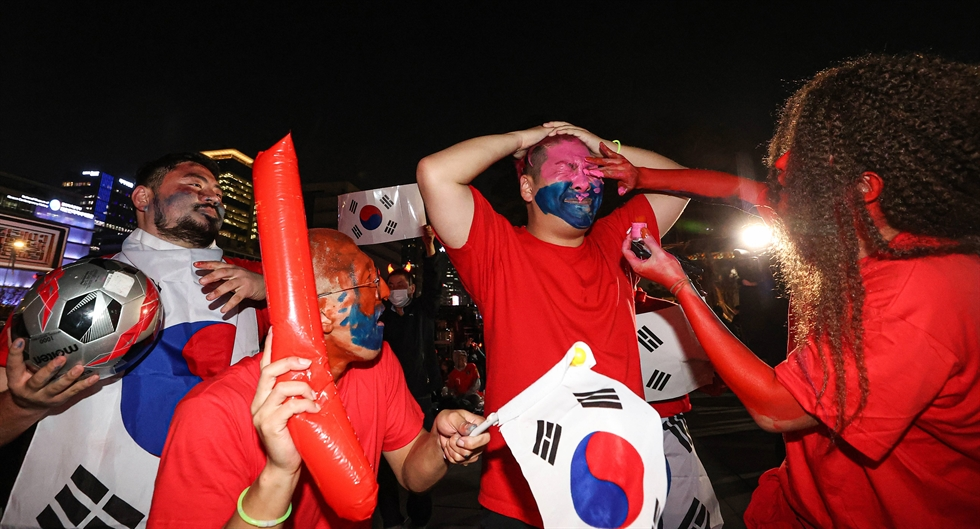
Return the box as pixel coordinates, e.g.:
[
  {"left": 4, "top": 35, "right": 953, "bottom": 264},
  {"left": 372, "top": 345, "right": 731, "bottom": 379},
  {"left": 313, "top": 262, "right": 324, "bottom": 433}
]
[{"left": 3, "top": 2, "right": 977, "bottom": 233}]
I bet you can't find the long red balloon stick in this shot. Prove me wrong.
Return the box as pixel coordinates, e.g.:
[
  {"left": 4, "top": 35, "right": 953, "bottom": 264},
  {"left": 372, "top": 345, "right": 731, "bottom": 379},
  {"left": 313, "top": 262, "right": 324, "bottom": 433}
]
[{"left": 253, "top": 133, "right": 377, "bottom": 521}]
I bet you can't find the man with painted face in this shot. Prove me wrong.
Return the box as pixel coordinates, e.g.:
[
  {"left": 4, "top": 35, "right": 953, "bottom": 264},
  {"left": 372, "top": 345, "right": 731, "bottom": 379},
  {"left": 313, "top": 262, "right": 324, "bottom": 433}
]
[
  {"left": 0, "top": 152, "right": 269, "bottom": 528},
  {"left": 148, "top": 228, "right": 489, "bottom": 528},
  {"left": 377, "top": 225, "right": 447, "bottom": 529},
  {"left": 417, "top": 123, "right": 690, "bottom": 528}
]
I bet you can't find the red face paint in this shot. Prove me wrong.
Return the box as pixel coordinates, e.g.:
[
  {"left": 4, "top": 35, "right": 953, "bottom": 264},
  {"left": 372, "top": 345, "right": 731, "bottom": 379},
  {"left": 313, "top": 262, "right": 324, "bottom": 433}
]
[{"left": 774, "top": 151, "right": 791, "bottom": 187}]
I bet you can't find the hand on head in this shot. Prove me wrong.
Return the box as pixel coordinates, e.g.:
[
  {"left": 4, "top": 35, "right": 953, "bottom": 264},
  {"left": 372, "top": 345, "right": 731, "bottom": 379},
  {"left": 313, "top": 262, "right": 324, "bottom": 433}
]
[
  {"left": 588, "top": 142, "right": 639, "bottom": 196},
  {"left": 194, "top": 261, "right": 267, "bottom": 314}
]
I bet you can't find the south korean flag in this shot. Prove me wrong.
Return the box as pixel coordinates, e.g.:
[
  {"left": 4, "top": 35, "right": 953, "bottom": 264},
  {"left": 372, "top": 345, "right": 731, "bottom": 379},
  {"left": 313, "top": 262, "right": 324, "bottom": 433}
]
[
  {"left": 493, "top": 342, "right": 667, "bottom": 529},
  {"left": 636, "top": 304, "right": 715, "bottom": 402}
]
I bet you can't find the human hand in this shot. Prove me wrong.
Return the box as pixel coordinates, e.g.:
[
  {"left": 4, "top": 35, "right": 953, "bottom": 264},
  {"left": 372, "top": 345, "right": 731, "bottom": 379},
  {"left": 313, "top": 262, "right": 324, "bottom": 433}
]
[
  {"left": 422, "top": 225, "right": 436, "bottom": 257},
  {"left": 543, "top": 121, "right": 606, "bottom": 155},
  {"left": 251, "top": 330, "right": 319, "bottom": 476},
  {"left": 195, "top": 261, "right": 266, "bottom": 314},
  {"left": 588, "top": 142, "right": 640, "bottom": 196},
  {"left": 621, "top": 233, "right": 688, "bottom": 289},
  {"left": 433, "top": 409, "right": 489, "bottom": 465},
  {"left": 4, "top": 336, "right": 99, "bottom": 412},
  {"left": 508, "top": 125, "right": 556, "bottom": 159}
]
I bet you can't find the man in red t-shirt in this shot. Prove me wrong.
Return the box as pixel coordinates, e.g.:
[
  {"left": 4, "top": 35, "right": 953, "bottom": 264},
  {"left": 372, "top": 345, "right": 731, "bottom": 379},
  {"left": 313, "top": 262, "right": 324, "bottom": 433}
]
[
  {"left": 149, "top": 228, "right": 490, "bottom": 528},
  {"left": 604, "top": 55, "right": 980, "bottom": 527},
  {"left": 417, "top": 122, "right": 690, "bottom": 527}
]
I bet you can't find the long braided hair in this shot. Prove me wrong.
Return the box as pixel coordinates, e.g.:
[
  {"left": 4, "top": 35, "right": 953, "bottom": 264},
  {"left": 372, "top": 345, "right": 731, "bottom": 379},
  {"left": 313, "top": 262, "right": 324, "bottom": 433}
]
[{"left": 767, "top": 54, "right": 980, "bottom": 432}]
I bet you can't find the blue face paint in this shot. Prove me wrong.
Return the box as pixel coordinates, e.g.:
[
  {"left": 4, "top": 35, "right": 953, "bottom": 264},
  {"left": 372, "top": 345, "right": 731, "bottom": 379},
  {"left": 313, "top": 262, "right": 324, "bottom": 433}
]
[
  {"left": 534, "top": 180, "right": 604, "bottom": 229},
  {"left": 341, "top": 295, "right": 384, "bottom": 351}
]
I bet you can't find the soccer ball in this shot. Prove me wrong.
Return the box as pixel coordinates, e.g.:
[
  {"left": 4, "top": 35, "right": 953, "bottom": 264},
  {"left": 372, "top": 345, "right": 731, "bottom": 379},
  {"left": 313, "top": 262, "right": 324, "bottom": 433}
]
[{"left": 9, "top": 257, "right": 163, "bottom": 380}]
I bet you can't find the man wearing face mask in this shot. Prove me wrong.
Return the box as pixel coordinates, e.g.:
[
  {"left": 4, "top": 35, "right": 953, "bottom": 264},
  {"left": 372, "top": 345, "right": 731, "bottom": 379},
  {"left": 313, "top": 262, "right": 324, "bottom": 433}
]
[
  {"left": 417, "top": 123, "right": 690, "bottom": 528},
  {"left": 377, "top": 224, "right": 447, "bottom": 529}
]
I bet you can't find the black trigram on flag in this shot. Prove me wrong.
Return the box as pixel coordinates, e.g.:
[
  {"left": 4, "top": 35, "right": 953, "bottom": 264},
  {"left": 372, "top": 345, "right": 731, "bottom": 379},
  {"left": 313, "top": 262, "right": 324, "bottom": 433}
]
[
  {"left": 347, "top": 200, "right": 358, "bottom": 213},
  {"left": 679, "top": 497, "right": 711, "bottom": 529},
  {"left": 380, "top": 194, "right": 394, "bottom": 209},
  {"left": 647, "top": 369, "right": 672, "bottom": 392},
  {"left": 637, "top": 325, "right": 664, "bottom": 352},
  {"left": 573, "top": 388, "right": 623, "bottom": 409},
  {"left": 663, "top": 415, "right": 693, "bottom": 453},
  {"left": 384, "top": 220, "right": 397, "bottom": 235},
  {"left": 351, "top": 225, "right": 363, "bottom": 239},
  {"left": 533, "top": 420, "right": 562, "bottom": 465},
  {"left": 36, "top": 465, "right": 145, "bottom": 529}
]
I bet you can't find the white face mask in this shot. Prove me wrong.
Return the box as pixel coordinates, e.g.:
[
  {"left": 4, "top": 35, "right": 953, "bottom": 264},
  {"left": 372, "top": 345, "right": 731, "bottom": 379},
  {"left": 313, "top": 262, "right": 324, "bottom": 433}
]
[{"left": 389, "top": 288, "right": 412, "bottom": 308}]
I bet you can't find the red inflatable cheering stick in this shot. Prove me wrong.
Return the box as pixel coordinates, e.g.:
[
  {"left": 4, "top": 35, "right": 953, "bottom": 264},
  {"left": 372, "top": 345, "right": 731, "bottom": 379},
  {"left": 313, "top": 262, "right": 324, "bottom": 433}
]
[{"left": 253, "top": 134, "right": 377, "bottom": 521}]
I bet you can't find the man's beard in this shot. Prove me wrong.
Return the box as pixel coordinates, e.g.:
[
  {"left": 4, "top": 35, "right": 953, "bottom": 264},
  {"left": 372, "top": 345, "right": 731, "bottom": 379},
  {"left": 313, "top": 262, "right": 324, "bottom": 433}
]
[{"left": 153, "top": 198, "right": 222, "bottom": 248}]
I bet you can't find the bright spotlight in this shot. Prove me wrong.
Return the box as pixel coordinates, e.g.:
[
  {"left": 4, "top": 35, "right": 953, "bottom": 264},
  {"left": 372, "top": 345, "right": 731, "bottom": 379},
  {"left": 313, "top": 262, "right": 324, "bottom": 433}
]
[{"left": 740, "top": 224, "right": 772, "bottom": 250}]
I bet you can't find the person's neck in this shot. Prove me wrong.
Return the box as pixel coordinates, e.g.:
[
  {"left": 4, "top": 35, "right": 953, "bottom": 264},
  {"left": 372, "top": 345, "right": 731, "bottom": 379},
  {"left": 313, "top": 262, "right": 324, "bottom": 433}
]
[
  {"left": 526, "top": 214, "right": 587, "bottom": 247},
  {"left": 136, "top": 224, "right": 209, "bottom": 249}
]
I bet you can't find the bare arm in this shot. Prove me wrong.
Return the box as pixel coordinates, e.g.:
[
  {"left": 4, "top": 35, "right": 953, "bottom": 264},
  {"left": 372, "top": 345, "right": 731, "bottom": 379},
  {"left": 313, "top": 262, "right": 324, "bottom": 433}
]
[
  {"left": 384, "top": 409, "right": 489, "bottom": 492},
  {"left": 416, "top": 127, "right": 554, "bottom": 249},
  {"left": 621, "top": 234, "right": 815, "bottom": 433}
]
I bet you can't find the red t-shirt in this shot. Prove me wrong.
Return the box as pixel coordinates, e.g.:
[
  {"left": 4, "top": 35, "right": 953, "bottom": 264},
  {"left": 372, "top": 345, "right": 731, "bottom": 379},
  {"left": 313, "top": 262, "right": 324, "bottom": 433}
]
[
  {"left": 445, "top": 187, "right": 652, "bottom": 526},
  {"left": 758, "top": 251, "right": 980, "bottom": 528},
  {"left": 147, "top": 343, "right": 423, "bottom": 529},
  {"left": 447, "top": 363, "right": 480, "bottom": 395}
]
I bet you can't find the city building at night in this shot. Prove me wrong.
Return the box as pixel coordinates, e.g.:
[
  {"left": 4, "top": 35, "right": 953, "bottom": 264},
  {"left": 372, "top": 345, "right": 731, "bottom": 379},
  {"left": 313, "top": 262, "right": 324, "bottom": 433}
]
[
  {"left": 61, "top": 170, "right": 137, "bottom": 255},
  {"left": 201, "top": 149, "right": 259, "bottom": 259},
  {"left": 1, "top": 171, "right": 95, "bottom": 317}
]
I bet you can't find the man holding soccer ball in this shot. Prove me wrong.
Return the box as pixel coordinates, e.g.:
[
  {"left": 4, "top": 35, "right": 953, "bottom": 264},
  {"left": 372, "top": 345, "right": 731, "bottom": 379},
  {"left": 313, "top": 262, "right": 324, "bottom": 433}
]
[{"left": 0, "top": 153, "right": 268, "bottom": 528}]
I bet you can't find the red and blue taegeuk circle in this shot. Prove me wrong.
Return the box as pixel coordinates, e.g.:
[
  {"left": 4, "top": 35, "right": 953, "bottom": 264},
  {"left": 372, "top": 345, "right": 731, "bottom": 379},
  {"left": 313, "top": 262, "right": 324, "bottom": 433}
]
[
  {"left": 359, "top": 205, "right": 383, "bottom": 230},
  {"left": 569, "top": 431, "right": 644, "bottom": 528}
]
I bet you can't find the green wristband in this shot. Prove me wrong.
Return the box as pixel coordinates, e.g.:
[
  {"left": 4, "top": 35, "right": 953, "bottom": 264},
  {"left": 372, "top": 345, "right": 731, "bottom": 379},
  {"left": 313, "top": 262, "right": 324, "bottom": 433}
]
[{"left": 237, "top": 486, "right": 292, "bottom": 527}]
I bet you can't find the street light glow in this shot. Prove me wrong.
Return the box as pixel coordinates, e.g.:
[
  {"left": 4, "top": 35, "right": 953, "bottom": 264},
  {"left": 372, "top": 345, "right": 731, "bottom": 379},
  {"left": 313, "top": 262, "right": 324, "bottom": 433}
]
[{"left": 740, "top": 223, "right": 772, "bottom": 250}]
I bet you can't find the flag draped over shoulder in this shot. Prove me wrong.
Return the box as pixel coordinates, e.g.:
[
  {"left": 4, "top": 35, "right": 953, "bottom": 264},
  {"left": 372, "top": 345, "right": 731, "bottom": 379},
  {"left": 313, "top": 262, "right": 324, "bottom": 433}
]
[
  {"left": 337, "top": 184, "right": 427, "bottom": 245},
  {"left": 496, "top": 342, "right": 667, "bottom": 529},
  {"left": 636, "top": 305, "right": 715, "bottom": 402}
]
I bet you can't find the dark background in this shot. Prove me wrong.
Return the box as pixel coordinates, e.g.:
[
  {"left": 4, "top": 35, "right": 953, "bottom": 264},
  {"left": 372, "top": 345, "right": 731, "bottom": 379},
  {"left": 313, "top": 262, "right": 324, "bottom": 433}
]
[{"left": 2, "top": 2, "right": 977, "bottom": 211}]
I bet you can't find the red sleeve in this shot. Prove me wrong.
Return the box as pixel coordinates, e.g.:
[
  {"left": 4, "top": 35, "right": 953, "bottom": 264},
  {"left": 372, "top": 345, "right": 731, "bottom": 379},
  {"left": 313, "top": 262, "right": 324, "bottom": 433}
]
[
  {"left": 148, "top": 358, "right": 263, "bottom": 529},
  {"left": 776, "top": 316, "right": 955, "bottom": 462},
  {"left": 380, "top": 345, "right": 424, "bottom": 452},
  {"left": 0, "top": 317, "right": 11, "bottom": 366}
]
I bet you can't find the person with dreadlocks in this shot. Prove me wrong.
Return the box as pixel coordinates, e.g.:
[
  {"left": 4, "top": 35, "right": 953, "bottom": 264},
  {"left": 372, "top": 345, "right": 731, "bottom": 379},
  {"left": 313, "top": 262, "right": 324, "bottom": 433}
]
[{"left": 593, "top": 54, "right": 980, "bottom": 527}]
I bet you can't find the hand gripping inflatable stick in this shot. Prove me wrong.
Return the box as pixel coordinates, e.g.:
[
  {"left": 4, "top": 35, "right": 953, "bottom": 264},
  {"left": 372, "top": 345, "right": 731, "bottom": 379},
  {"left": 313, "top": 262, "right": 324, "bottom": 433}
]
[{"left": 253, "top": 134, "right": 377, "bottom": 521}]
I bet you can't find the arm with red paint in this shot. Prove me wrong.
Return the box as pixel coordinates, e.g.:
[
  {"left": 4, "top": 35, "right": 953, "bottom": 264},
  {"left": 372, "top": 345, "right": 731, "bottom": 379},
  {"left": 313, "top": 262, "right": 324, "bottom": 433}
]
[
  {"left": 589, "top": 143, "right": 776, "bottom": 222},
  {"left": 621, "top": 234, "right": 815, "bottom": 433},
  {"left": 416, "top": 126, "right": 554, "bottom": 249}
]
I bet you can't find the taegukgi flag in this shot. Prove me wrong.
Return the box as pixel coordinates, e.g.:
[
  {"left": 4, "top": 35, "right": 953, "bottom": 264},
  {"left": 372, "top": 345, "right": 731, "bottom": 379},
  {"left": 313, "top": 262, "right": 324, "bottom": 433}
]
[
  {"left": 337, "top": 184, "right": 427, "bottom": 245},
  {"left": 636, "top": 304, "right": 715, "bottom": 402},
  {"left": 493, "top": 342, "right": 667, "bottom": 529}
]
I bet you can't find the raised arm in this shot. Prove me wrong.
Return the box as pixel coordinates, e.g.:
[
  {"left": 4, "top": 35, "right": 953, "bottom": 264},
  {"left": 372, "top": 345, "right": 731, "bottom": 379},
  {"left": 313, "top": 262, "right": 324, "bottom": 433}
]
[
  {"left": 546, "top": 122, "right": 690, "bottom": 237},
  {"left": 416, "top": 126, "right": 554, "bottom": 248},
  {"left": 620, "top": 233, "right": 815, "bottom": 433},
  {"left": 589, "top": 143, "right": 776, "bottom": 223}
]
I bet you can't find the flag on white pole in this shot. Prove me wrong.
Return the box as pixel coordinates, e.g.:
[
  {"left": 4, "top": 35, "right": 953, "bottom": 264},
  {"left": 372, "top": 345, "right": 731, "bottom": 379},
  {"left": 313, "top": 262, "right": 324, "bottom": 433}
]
[
  {"left": 495, "top": 342, "right": 667, "bottom": 529},
  {"left": 337, "top": 184, "right": 427, "bottom": 245},
  {"left": 636, "top": 305, "right": 715, "bottom": 402}
]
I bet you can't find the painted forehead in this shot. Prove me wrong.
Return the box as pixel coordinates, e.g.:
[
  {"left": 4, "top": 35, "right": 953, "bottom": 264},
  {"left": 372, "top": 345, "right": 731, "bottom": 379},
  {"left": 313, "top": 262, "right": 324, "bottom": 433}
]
[
  {"left": 310, "top": 235, "right": 373, "bottom": 293},
  {"left": 541, "top": 139, "right": 591, "bottom": 165}
]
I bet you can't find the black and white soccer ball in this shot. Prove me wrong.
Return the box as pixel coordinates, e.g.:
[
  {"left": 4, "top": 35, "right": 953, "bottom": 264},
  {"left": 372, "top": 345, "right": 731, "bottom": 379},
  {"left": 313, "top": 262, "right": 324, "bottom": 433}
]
[{"left": 9, "top": 258, "right": 163, "bottom": 380}]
